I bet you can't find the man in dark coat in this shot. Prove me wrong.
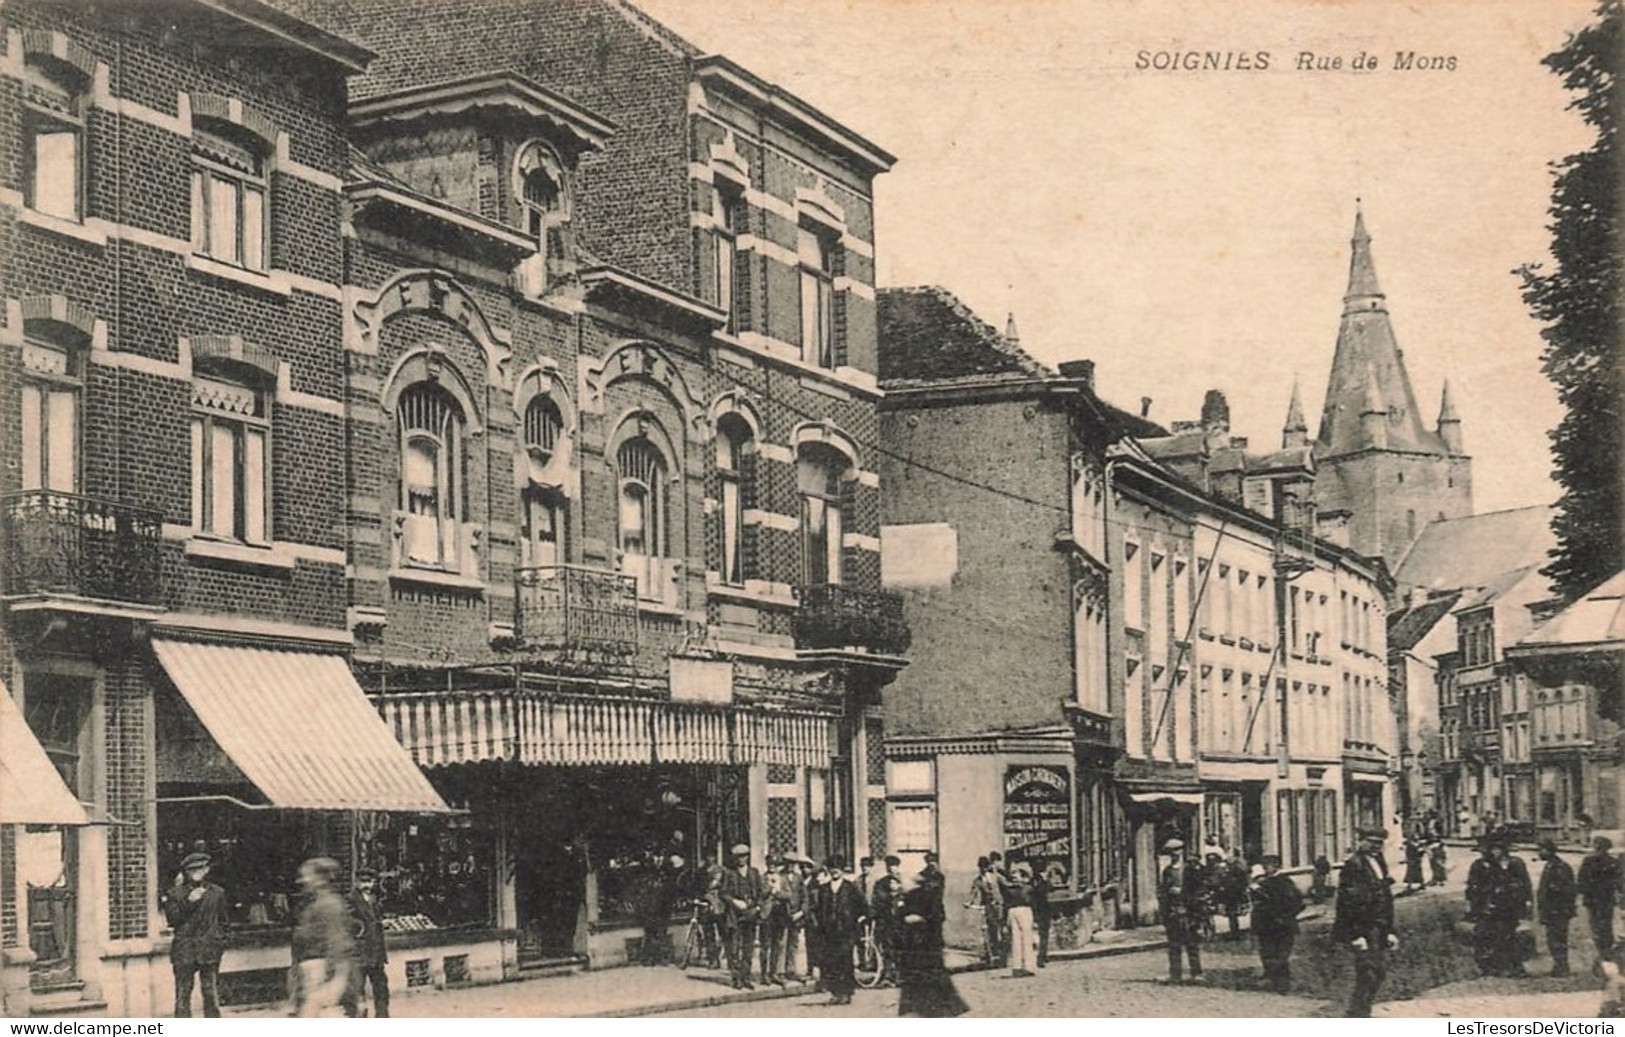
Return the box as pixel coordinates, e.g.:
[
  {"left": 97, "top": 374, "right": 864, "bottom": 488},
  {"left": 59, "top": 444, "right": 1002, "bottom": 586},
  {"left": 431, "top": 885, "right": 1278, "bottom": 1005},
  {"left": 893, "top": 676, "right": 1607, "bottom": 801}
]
[
  {"left": 342, "top": 868, "right": 390, "bottom": 1017},
  {"left": 1466, "top": 836, "right": 1533, "bottom": 977},
  {"left": 869, "top": 855, "right": 905, "bottom": 985},
  {"left": 1157, "top": 839, "right": 1204, "bottom": 983},
  {"left": 1251, "top": 854, "right": 1304, "bottom": 993},
  {"left": 1333, "top": 826, "right": 1399, "bottom": 1018},
  {"left": 1537, "top": 839, "right": 1578, "bottom": 977},
  {"left": 1579, "top": 836, "right": 1622, "bottom": 965},
  {"left": 292, "top": 856, "right": 355, "bottom": 1017},
  {"left": 718, "top": 844, "right": 766, "bottom": 990},
  {"left": 815, "top": 855, "right": 866, "bottom": 1005},
  {"left": 163, "top": 851, "right": 230, "bottom": 1018}
]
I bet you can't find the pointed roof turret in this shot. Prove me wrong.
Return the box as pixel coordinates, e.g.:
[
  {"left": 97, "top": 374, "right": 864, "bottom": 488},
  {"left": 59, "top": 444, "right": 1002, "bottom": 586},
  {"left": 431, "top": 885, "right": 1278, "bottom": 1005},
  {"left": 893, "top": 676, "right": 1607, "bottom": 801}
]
[
  {"left": 1282, "top": 378, "right": 1309, "bottom": 448},
  {"left": 1344, "top": 201, "right": 1384, "bottom": 312},
  {"left": 1004, "top": 311, "right": 1021, "bottom": 349},
  {"left": 1438, "top": 379, "right": 1460, "bottom": 424},
  {"left": 1316, "top": 206, "right": 1444, "bottom": 458}
]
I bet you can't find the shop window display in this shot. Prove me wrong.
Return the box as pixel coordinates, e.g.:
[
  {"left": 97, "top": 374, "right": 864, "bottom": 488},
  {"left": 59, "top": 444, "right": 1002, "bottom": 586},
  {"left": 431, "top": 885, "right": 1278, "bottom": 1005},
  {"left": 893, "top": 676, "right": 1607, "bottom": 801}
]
[
  {"left": 157, "top": 804, "right": 339, "bottom": 930},
  {"left": 359, "top": 812, "right": 495, "bottom": 931}
]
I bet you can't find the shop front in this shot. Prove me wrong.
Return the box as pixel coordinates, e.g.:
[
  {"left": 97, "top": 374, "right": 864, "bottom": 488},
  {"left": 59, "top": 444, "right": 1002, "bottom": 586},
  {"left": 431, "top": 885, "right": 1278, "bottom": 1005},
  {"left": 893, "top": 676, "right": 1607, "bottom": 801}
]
[
  {"left": 148, "top": 638, "right": 455, "bottom": 1010},
  {"left": 374, "top": 687, "right": 845, "bottom": 969},
  {"left": 1117, "top": 785, "right": 1201, "bottom": 927}
]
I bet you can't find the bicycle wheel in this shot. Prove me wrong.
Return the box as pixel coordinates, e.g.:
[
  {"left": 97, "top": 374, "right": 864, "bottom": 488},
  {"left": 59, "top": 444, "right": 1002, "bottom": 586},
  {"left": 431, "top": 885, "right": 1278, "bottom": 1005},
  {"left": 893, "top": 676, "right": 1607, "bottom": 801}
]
[
  {"left": 679, "top": 919, "right": 700, "bottom": 970},
  {"left": 855, "top": 932, "right": 884, "bottom": 988}
]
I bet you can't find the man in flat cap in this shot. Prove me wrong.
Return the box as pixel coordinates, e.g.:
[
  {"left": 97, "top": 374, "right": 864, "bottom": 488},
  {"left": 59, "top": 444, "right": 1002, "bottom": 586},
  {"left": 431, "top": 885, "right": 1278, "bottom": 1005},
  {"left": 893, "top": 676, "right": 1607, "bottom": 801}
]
[
  {"left": 1333, "top": 826, "right": 1399, "bottom": 1017},
  {"left": 1157, "top": 839, "right": 1203, "bottom": 983},
  {"left": 163, "top": 851, "right": 230, "bottom": 1017},
  {"left": 342, "top": 867, "right": 390, "bottom": 1018},
  {"left": 1579, "top": 836, "right": 1622, "bottom": 967},
  {"left": 1536, "top": 839, "right": 1577, "bottom": 977},
  {"left": 1250, "top": 854, "right": 1303, "bottom": 994},
  {"left": 1466, "top": 834, "right": 1532, "bottom": 977},
  {"left": 718, "top": 843, "right": 766, "bottom": 990}
]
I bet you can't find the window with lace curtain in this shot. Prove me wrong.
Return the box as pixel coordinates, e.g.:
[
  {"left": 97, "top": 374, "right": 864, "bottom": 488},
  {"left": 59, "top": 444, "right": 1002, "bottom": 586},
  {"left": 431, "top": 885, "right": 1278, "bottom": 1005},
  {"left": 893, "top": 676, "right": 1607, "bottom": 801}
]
[
  {"left": 797, "top": 446, "right": 846, "bottom": 587},
  {"left": 715, "top": 417, "right": 753, "bottom": 585},
  {"left": 191, "top": 371, "right": 269, "bottom": 543},
  {"left": 617, "top": 436, "right": 673, "bottom": 602},
  {"left": 397, "top": 382, "right": 466, "bottom": 568}
]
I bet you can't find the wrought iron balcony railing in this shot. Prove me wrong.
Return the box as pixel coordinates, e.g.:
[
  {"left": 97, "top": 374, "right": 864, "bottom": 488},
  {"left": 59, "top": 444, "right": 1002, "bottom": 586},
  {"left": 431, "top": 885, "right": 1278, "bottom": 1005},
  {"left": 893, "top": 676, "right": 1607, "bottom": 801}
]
[
  {"left": 793, "top": 583, "right": 911, "bottom": 656},
  {"left": 3, "top": 490, "right": 163, "bottom": 605},
  {"left": 515, "top": 564, "right": 639, "bottom": 653}
]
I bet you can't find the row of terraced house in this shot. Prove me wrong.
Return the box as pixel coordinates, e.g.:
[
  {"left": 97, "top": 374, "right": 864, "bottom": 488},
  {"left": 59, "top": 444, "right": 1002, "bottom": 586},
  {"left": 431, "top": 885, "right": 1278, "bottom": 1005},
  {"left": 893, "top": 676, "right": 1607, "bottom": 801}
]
[{"left": 1, "top": 0, "right": 1408, "bottom": 1017}]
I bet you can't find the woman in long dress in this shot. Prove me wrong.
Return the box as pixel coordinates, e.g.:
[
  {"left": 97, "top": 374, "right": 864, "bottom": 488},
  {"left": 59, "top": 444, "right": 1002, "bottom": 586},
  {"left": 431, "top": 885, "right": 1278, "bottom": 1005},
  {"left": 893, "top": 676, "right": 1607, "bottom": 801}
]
[{"left": 896, "top": 869, "right": 969, "bottom": 1018}]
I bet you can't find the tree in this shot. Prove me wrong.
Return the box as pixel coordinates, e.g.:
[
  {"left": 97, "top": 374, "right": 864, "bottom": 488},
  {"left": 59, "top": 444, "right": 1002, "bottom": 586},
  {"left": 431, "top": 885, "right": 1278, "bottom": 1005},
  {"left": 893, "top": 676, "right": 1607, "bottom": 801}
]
[{"left": 1518, "top": 0, "right": 1622, "bottom": 603}]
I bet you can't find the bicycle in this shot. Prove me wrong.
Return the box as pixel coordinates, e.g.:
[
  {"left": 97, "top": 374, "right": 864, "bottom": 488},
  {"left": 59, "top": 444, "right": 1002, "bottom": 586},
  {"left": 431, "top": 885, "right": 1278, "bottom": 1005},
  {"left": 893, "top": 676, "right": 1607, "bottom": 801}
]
[
  {"left": 677, "top": 900, "right": 718, "bottom": 971},
  {"left": 855, "top": 919, "right": 886, "bottom": 989}
]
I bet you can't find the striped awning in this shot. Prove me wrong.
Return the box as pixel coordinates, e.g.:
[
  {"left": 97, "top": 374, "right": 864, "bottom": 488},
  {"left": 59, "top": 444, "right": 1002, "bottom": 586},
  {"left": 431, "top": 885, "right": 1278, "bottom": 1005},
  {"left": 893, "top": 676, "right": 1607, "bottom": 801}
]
[
  {"left": 375, "top": 691, "right": 835, "bottom": 770},
  {"left": 152, "top": 640, "right": 451, "bottom": 813},
  {"left": 0, "top": 681, "right": 89, "bottom": 826}
]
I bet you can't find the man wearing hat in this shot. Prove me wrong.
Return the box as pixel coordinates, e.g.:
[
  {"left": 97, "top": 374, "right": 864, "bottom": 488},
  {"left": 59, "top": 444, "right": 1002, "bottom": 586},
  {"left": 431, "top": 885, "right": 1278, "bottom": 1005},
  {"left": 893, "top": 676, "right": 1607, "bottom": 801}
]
[
  {"left": 1579, "top": 836, "right": 1622, "bottom": 965},
  {"left": 760, "top": 853, "right": 805, "bottom": 985},
  {"left": 1536, "top": 839, "right": 1578, "bottom": 977},
  {"left": 1466, "top": 834, "right": 1532, "bottom": 977},
  {"left": 813, "top": 855, "right": 866, "bottom": 1004},
  {"left": 718, "top": 844, "right": 766, "bottom": 990},
  {"left": 870, "top": 855, "right": 905, "bottom": 985},
  {"left": 1333, "top": 826, "right": 1399, "bottom": 1017},
  {"left": 1250, "top": 854, "right": 1303, "bottom": 993},
  {"left": 342, "top": 867, "right": 389, "bottom": 1017},
  {"left": 1157, "top": 839, "right": 1203, "bottom": 983},
  {"left": 162, "top": 851, "right": 230, "bottom": 1017}
]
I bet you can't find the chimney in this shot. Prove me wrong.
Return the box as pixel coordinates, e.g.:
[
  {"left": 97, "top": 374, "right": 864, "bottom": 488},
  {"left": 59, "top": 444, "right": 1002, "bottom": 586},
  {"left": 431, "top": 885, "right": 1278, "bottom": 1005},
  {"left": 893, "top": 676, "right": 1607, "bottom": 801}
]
[
  {"left": 1140, "top": 397, "right": 1153, "bottom": 418},
  {"left": 1058, "top": 359, "right": 1095, "bottom": 390},
  {"left": 1005, "top": 312, "right": 1021, "bottom": 348}
]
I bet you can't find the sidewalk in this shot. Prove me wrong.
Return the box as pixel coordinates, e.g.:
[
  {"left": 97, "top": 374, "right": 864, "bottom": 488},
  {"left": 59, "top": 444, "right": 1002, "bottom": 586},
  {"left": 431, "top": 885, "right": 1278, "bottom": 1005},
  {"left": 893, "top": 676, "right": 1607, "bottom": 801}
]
[{"left": 225, "top": 926, "right": 1179, "bottom": 1019}]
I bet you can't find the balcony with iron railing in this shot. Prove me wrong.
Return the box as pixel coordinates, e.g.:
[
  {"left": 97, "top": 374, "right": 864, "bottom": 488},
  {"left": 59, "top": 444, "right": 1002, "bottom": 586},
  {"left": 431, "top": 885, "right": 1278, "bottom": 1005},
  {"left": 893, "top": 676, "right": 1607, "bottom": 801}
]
[
  {"left": 2, "top": 490, "right": 163, "bottom": 607},
  {"left": 792, "top": 584, "right": 911, "bottom": 657},
  {"left": 514, "top": 564, "right": 639, "bottom": 654}
]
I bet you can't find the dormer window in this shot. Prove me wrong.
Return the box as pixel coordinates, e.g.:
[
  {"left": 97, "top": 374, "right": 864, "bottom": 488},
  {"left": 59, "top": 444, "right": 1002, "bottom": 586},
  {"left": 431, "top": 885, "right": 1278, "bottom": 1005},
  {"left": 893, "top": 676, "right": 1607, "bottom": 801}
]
[
  {"left": 191, "top": 124, "right": 268, "bottom": 271},
  {"left": 23, "top": 56, "right": 89, "bottom": 222},
  {"left": 515, "top": 142, "right": 570, "bottom": 295}
]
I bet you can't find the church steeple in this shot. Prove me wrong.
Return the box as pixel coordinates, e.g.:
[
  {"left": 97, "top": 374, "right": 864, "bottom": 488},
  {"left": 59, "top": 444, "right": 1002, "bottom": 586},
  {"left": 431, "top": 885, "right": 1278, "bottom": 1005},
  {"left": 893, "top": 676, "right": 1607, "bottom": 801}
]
[
  {"left": 1282, "top": 378, "right": 1308, "bottom": 449},
  {"left": 1315, "top": 205, "right": 1435, "bottom": 459},
  {"left": 1344, "top": 202, "right": 1385, "bottom": 314}
]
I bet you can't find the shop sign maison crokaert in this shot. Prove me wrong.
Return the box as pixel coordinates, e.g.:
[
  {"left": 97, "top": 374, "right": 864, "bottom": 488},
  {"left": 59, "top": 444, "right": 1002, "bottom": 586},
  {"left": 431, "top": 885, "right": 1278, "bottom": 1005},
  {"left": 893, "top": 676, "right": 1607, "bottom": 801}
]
[{"left": 1003, "top": 764, "right": 1071, "bottom": 873}]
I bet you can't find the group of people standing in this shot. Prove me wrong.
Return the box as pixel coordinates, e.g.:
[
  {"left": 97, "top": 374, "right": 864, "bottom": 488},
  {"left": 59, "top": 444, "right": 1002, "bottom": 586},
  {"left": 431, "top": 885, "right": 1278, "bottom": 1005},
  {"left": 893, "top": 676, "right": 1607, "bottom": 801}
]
[
  {"left": 965, "top": 851, "right": 1065, "bottom": 978},
  {"left": 163, "top": 852, "right": 391, "bottom": 1019},
  {"left": 690, "top": 844, "right": 965, "bottom": 1015}
]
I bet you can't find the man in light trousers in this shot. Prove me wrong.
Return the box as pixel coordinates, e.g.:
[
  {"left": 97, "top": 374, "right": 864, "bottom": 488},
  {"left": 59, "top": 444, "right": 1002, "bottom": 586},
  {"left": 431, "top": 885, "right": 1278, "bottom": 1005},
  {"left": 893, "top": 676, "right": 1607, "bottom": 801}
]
[{"left": 1004, "top": 861, "right": 1038, "bottom": 978}]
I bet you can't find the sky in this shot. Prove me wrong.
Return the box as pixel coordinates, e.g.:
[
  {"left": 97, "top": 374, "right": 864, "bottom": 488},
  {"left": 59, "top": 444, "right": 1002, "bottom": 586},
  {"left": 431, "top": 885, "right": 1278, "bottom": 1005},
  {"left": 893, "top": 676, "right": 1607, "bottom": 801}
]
[{"left": 636, "top": 0, "right": 1600, "bottom": 514}]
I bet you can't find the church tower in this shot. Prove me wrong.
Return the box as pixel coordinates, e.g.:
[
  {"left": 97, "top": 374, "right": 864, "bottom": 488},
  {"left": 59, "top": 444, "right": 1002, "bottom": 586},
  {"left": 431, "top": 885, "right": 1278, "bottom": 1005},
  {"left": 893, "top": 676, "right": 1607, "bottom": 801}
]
[{"left": 1309, "top": 206, "right": 1473, "bottom": 567}]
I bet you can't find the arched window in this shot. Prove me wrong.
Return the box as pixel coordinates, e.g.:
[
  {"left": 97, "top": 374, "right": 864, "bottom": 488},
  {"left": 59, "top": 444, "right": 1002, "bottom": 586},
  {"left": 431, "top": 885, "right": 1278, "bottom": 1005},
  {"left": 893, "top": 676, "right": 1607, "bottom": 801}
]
[
  {"left": 797, "top": 444, "right": 848, "bottom": 586},
  {"left": 521, "top": 396, "right": 567, "bottom": 567},
  {"left": 192, "top": 121, "right": 269, "bottom": 271},
  {"left": 398, "top": 382, "right": 465, "bottom": 568},
  {"left": 23, "top": 56, "right": 88, "bottom": 222},
  {"left": 716, "top": 416, "right": 754, "bottom": 585},
  {"left": 515, "top": 142, "right": 569, "bottom": 295},
  {"left": 617, "top": 438, "right": 664, "bottom": 558}
]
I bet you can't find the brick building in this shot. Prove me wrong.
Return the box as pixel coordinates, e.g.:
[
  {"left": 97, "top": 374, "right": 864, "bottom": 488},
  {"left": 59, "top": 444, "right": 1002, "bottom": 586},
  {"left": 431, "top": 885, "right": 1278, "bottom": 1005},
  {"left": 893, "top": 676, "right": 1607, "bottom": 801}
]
[
  {"left": 3, "top": 0, "right": 908, "bottom": 1013},
  {"left": 876, "top": 290, "right": 1391, "bottom": 939},
  {"left": 0, "top": 0, "right": 451, "bottom": 1017}
]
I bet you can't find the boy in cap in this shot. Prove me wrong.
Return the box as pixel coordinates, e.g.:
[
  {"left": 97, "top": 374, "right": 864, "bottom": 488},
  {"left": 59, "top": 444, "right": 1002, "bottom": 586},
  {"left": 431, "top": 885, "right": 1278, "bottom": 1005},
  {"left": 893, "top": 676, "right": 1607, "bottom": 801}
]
[
  {"left": 1157, "top": 839, "right": 1203, "bottom": 983},
  {"left": 870, "top": 855, "right": 905, "bottom": 984},
  {"left": 162, "top": 851, "right": 230, "bottom": 1017},
  {"left": 1537, "top": 838, "right": 1577, "bottom": 977},
  {"left": 342, "top": 867, "right": 390, "bottom": 1017}
]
